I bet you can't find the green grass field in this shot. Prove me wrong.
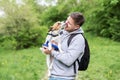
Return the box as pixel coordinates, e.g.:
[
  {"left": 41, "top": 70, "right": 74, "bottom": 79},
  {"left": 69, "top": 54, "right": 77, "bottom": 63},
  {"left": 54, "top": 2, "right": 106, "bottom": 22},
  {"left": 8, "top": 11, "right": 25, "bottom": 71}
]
[
  {"left": 0, "top": 33, "right": 120, "bottom": 80},
  {"left": 0, "top": 48, "right": 47, "bottom": 80}
]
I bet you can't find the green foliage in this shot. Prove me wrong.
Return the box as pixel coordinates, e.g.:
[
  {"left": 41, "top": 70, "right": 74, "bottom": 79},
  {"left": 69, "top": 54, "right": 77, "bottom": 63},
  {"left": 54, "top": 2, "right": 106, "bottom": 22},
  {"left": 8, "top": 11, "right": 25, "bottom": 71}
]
[
  {"left": 40, "top": 7, "right": 68, "bottom": 27},
  {"left": 14, "top": 26, "right": 47, "bottom": 50},
  {"left": 40, "top": 7, "right": 61, "bottom": 26},
  {"left": 0, "top": 0, "right": 48, "bottom": 49},
  {"left": 0, "top": 36, "right": 17, "bottom": 49},
  {"left": 0, "top": 26, "right": 48, "bottom": 50},
  {"left": 85, "top": 0, "right": 120, "bottom": 41}
]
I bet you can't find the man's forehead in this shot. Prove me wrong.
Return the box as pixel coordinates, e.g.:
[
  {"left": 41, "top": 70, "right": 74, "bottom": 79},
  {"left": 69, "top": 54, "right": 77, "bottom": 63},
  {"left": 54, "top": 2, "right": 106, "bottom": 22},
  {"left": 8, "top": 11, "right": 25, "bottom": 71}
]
[{"left": 67, "top": 16, "right": 75, "bottom": 23}]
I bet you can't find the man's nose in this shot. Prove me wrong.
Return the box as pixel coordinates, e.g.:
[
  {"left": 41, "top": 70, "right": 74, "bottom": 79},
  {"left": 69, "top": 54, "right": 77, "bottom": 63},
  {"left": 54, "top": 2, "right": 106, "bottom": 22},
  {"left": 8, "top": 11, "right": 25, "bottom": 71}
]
[{"left": 65, "top": 22, "right": 68, "bottom": 27}]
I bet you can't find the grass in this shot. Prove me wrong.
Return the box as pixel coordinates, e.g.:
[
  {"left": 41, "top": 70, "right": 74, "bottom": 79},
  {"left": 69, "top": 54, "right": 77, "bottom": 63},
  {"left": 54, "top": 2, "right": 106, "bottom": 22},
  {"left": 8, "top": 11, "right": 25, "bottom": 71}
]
[
  {"left": 0, "top": 33, "right": 120, "bottom": 80},
  {"left": 0, "top": 48, "right": 47, "bottom": 80}
]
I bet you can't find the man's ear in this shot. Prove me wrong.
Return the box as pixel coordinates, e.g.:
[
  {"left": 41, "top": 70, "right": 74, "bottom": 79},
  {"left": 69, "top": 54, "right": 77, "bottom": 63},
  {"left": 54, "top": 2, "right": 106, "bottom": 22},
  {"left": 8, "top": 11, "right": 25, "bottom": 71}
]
[{"left": 75, "top": 25, "right": 80, "bottom": 29}]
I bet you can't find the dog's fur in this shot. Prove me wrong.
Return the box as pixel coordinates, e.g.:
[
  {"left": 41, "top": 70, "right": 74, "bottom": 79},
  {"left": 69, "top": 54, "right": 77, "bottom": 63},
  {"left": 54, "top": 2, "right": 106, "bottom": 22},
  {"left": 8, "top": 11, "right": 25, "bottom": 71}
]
[{"left": 40, "top": 21, "right": 64, "bottom": 76}]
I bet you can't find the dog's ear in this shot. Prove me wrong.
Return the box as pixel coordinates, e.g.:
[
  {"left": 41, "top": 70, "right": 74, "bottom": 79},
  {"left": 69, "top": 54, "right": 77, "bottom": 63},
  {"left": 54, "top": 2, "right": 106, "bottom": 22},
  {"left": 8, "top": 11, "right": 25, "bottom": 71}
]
[
  {"left": 51, "top": 21, "right": 61, "bottom": 30},
  {"left": 48, "top": 27, "right": 53, "bottom": 32}
]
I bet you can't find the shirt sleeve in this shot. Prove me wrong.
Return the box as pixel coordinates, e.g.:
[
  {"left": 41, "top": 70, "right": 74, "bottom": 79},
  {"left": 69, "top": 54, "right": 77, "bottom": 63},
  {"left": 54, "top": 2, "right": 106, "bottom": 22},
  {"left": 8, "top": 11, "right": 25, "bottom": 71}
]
[{"left": 51, "top": 34, "right": 85, "bottom": 66}]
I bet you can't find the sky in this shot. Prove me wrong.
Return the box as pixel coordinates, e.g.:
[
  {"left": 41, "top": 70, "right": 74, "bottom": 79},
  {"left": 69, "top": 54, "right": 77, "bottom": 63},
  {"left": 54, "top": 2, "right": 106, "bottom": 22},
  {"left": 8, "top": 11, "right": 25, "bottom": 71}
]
[
  {"left": 37, "top": 0, "right": 57, "bottom": 6},
  {"left": 0, "top": 10, "right": 5, "bottom": 17}
]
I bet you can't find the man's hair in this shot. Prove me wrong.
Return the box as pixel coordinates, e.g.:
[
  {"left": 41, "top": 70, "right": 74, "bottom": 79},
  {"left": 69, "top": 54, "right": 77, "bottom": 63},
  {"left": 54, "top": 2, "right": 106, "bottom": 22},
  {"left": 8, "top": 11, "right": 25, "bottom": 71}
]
[{"left": 69, "top": 12, "right": 85, "bottom": 26}]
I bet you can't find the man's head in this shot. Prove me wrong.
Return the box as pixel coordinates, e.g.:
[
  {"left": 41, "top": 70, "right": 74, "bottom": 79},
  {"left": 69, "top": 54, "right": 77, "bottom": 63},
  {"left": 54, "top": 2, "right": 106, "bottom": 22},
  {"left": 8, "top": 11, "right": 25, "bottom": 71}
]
[{"left": 65, "top": 12, "right": 85, "bottom": 32}]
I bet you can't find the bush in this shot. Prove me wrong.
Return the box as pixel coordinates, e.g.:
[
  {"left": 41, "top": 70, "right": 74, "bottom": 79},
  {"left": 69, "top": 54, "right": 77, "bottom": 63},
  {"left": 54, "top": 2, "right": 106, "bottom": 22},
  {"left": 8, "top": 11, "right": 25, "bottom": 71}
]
[
  {"left": 86, "top": 0, "right": 120, "bottom": 41},
  {"left": 0, "top": 26, "right": 48, "bottom": 50},
  {"left": 0, "top": 0, "right": 49, "bottom": 50},
  {"left": 15, "top": 26, "right": 48, "bottom": 49},
  {"left": 0, "top": 36, "right": 17, "bottom": 50},
  {"left": 40, "top": 0, "right": 75, "bottom": 27}
]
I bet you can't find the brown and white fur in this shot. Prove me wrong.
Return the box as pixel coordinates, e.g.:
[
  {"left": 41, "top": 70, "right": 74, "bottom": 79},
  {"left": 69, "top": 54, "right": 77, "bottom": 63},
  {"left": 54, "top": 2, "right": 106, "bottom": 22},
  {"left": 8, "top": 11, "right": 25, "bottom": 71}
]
[{"left": 40, "top": 21, "right": 66, "bottom": 76}]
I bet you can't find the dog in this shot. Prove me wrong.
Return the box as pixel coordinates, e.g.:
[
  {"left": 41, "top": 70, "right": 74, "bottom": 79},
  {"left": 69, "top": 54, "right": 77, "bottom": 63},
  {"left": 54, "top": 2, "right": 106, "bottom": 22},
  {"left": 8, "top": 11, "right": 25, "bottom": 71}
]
[{"left": 40, "top": 21, "right": 66, "bottom": 76}]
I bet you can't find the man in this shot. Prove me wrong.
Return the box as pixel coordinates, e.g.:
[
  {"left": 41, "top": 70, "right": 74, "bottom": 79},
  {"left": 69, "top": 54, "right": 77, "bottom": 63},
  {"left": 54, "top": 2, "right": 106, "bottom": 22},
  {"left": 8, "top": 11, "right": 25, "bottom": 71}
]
[{"left": 43, "top": 12, "right": 85, "bottom": 80}]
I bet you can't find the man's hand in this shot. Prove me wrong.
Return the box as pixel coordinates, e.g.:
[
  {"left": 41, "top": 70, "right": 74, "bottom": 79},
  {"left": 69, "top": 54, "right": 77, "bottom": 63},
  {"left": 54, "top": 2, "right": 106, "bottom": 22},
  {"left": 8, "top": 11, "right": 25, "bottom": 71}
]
[{"left": 43, "top": 47, "right": 53, "bottom": 55}]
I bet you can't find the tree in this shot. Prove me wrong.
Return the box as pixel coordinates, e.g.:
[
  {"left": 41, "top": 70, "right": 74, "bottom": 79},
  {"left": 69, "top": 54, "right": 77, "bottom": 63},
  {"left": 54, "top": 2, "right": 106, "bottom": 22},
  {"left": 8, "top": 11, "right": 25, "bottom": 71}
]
[
  {"left": 87, "top": 0, "right": 120, "bottom": 41},
  {"left": 0, "top": 0, "right": 47, "bottom": 49}
]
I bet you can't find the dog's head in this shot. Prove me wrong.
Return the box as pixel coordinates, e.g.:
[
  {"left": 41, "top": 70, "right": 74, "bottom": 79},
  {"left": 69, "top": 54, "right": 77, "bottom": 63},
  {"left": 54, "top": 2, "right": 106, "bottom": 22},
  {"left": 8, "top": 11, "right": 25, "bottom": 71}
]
[
  {"left": 48, "top": 21, "right": 66, "bottom": 37},
  {"left": 48, "top": 21, "right": 61, "bottom": 32}
]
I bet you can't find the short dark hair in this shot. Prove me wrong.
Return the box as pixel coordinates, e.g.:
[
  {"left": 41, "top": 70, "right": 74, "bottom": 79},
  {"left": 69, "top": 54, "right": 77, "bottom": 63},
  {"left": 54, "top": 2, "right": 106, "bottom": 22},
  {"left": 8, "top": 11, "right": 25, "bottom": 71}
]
[{"left": 69, "top": 12, "right": 85, "bottom": 26}]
